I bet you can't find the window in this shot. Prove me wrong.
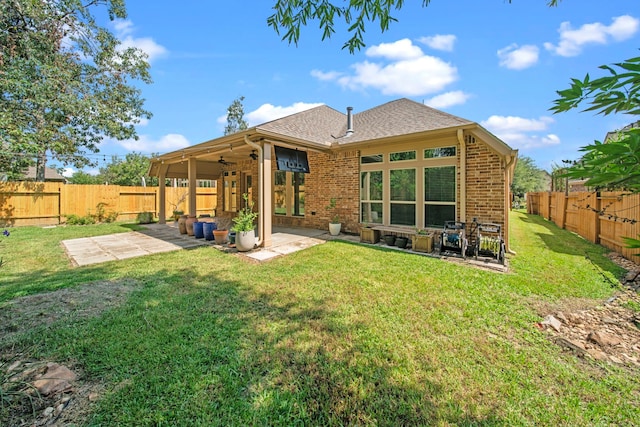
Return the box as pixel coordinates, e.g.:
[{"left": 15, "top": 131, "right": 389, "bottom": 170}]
[
  {"left": 424, "top": 166, "right": 456, "bottom": 228},
  {"left": 224, "top": 171, "right": 237, "bottom": 212},
  {"left": 390, "top": 168, "right": 416, "bottom": 226},
  {"left": 274, "top": 171, "right": 286, "bottom": 215},
  {"left": 390, "top": 150, "right": 416, "bottom": 162},
  {"left": 424, "top": 146, "right": 456, "bottom": 159},
  {"left": 361, "top": 154, "right": 383, "bottom": 164},
  {"left": 360, "top": 171, "right": 382, "bottom": 224},
  {"left": 274, "top": 171, "right": 305, "bottom": 217}
]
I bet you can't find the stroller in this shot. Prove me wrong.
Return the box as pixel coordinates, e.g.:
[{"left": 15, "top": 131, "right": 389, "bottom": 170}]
[{"left": 440, "top": 221, "right": 468, "bottom": 259}]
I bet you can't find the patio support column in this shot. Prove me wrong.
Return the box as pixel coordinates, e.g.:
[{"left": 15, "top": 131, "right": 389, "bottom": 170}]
[
  {"left": 188, "top": 157, "right": 197, "bottom": 216},
  {"left": 158, "top": 163, "right": 168, "bottom": 224},
  {"left": 262, "top": 141, "right": 273, "bottom": 248}
]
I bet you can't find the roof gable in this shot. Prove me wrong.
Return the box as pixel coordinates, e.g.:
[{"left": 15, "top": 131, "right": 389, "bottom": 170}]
[
  {"left": 336, "top": 98, "right": 473, "bottom": 144},
  {"left": 257, "top": 105, "right": 345, "bottom": 145}
]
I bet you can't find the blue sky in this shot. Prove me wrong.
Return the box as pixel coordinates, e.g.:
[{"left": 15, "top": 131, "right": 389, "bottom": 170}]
[{"left": 67, "top": 0, "right": 639, "bottom": 175}]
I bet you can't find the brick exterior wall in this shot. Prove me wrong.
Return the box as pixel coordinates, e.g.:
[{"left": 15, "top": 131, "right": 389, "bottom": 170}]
[
  {"left": 272, "top": 150, "right": 361, "bottom": 234},
  {"left": 213, "top": 134, "right": 508, "bottom": 239},
  {"left": 464, "top": 134, "right": 506, "bottom": 230}
]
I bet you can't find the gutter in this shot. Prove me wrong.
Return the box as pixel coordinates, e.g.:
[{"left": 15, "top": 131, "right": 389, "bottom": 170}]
[{"left": 243, "top": 135, "right": 263, "bottom": 247}]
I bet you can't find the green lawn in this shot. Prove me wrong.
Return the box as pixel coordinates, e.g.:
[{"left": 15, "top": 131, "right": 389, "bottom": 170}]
[{"left": 1, "top": 212, "right": 638, "bottom": 426}]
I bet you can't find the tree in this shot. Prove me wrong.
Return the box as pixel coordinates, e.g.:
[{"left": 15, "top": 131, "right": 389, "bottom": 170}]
[
  {"left": 100, "top": 152, "right": 158, "bottom": 186},
  {"left": 551, "top": 54, "right": 640, "bottom": 192},
  {"left": 268, "top": 0, "right": 562, "bottom": 52},
  {"left": 511, "top": 156, "right": 549, "bottom": 206},
  {"left": 68, "top": 170, "right": 103, "bottom": 185},
  {"left": 551, "top": 53, "right": 640, "bottom": 252},
  {"left": 0, "top": 0, "right": 152, "bottom": 181},
  {"left": 224, "top": 96, "right": 249, "bottom": 135}
]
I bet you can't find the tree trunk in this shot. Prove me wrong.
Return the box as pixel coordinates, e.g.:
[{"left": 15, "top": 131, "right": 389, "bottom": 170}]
[{"left": 36, "top": 152, "right": 46, "bottom": 182}]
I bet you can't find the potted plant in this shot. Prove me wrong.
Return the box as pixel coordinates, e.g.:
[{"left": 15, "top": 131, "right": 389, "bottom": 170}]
[
  {"left": 326, "top": 198, "right": 341, "bottom": 236},
  {"left": 232, "top": 193, "right": 259, "bottom": 252},
  {"left": 172, "top": 210, "right": 184, "bottom": 222},
  {"left": 412, "top": 228, "right": 433, "bottom": 253}
]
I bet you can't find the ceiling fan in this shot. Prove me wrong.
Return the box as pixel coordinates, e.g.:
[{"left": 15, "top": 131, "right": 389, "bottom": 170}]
[{"left": 218, "top": 156, "right": 235, "bottom": 166}]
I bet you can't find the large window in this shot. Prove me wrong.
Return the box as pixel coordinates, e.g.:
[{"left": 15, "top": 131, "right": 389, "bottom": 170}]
[
  {"left": 274, "top": 171, "right": 305, "bottom": 217},
  {"left": 424, "top": 166, "right": 456, "bottom": 228},
  {"left": 390, "top": 168, "right": 416, "bottom": 226},
  {"left": 360, "top": 171, "right": 382, "bottom": 224}
]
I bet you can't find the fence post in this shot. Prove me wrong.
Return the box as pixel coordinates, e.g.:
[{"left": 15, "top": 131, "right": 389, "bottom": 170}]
[{"left": 594, "top": 191, "right": 601, "bottom": 244}]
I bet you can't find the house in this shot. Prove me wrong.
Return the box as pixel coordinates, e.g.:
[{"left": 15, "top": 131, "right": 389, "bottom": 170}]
[
  {"left": 23, "top": 166, "right": 68, "bottom": 183},
  {"left": 149, "top": 98, "right": 518, "bottom": 250}
]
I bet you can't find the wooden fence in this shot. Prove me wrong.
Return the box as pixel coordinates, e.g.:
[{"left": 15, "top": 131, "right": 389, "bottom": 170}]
[
  {"left": 527, "top": 191, "right": 640, "bottom": 262},
  {"left": 0, "top": 182, "right": 217, "bottom": 226}
]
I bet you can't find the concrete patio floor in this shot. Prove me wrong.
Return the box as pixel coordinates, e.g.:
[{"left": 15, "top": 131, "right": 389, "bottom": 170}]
[{"left": 61, "top": 223, "right": 343, "bottom": 266}]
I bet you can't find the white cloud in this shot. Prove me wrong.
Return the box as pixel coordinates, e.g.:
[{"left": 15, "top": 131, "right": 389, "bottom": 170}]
[
  {"left": 113, "top": 19, "right": 168, "bottom": 62},
  {"left": 62, "top": 167, "right": 75, "bottom": 178},
  {"left": 418, "top": 34, "right": 456, "bottom": 52},
  {"left": 216, "top": 102, "right": 324, "bottom": 127},
  {"left": 365, "top": 38, "right": 424, "bottom": 60},
  {"left": 481, "top": 115, "right": 560, "bottom": 149},
  {"left": 497, "top": 44, "right": 539, "bottom": 70},
  {"left": 310, "top": 70, "right": 343, "bottom": 81},
  {"left": 424, "top": 91, "right": 471, "bottom": 108},
  {"left": 544, "top": 15, "right": 639, "bottom": 57},
  {"left": 115, "top": 133, "right": 190, "bottom": 153},
  {"left": 312, "top": 39, "right": 458, "bottom": 96},
  {"left": 246, "top": 102, "right": 324, "bottom": 125}
]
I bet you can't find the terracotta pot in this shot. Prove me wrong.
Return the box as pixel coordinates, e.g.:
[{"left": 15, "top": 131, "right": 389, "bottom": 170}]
[
  {"left": 178, "top": 215, "right": 188, "bottom": 234},
  {"left": 213, "top": 229, "right": 228, "bottom": 244},
  {"left": 185, "top": 215, "right": 197, "bottom": 236}
]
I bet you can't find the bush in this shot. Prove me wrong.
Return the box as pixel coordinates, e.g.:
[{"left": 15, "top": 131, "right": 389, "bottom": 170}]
[{"left": 66, "top": 214, "right": 96, "bottom": 225}]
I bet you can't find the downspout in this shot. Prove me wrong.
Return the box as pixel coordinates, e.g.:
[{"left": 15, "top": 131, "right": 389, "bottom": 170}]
[
  {"left": 504, "top": 153, "right": 517, "bottom": 255},
  {"left": 244, "top": 135, "right": 263, "bottom": 247},
  {"left": 456, "top": 129, "right": 466, "bottom": 222}
]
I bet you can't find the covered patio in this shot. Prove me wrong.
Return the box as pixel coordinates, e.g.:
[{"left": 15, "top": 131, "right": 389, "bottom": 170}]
[{"left": 149, "top": 129, "right": 333, "bottom": 250}]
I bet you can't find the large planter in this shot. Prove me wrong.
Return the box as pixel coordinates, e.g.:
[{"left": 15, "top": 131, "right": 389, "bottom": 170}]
[
  {"left": 383, "top": 235, "right": 396, "bottom": 246},
  {"left": 328, "top": 222, "right": 341, "bottom": 236},
  {"left": 203, "top": 222, "right": 217, "bottom": 241},
  {"left": 360, "top": 227, "right": 380, "bottom": 244},
  {"left": 213, "top": 229, "right": 228, "bottom": 245},
  {"left": 178, "top": 215, "right": 188, "bottom": 234},
  {"left": 193, "top": 222, "right": 204, "bottom": 239},
  {"left": 185, "top": 215, "right": 197, "bottom": 236},
  {"left": 235, "top": 230, "right": 256, "bottom": 252},
  {"left": 395, "top": 236, "right": 408, "bottom": 249},
  {"left": 412, "top": 234, "right": 433, "bottom": 253}
]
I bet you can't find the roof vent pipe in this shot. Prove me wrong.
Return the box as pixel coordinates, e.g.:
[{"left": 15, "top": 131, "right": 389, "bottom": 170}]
[{"left": 346, "top": 106, "right": 354, "bottom": 136}]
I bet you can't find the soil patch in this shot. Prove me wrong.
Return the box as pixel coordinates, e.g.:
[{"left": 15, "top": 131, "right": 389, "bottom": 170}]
[
  {"left": 535, "top": 253, "right": 640, "bottom": 370},
  {"left": 1, "top": 279, "right": 139, "bottom": 426}
]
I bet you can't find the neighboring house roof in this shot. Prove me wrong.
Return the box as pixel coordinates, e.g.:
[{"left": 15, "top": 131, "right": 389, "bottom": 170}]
[
  {"left": 23, "top": 166, "right": 67, "bottom": 182},
  {"left": 604, "top": 120, "right": 640, "bottom": 142}
]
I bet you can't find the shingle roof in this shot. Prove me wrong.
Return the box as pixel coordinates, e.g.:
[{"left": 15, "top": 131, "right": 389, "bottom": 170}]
[
  {"left": 336, "top": 98, "right": 473, "bottom": 144},
  {"left": 257, "top": 98, "right": 473, "bottom": 146},
  {"left": 257, "top": 105, "right": 345, "bottom": 145},
  {"left": 24, "top": 166, "right": 67, "bottom": 182}
]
